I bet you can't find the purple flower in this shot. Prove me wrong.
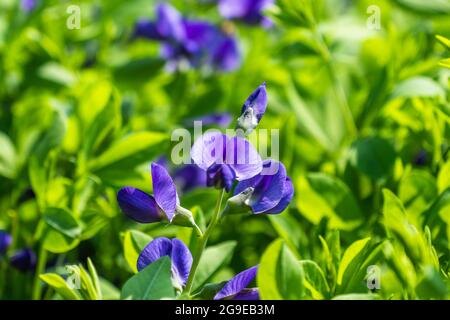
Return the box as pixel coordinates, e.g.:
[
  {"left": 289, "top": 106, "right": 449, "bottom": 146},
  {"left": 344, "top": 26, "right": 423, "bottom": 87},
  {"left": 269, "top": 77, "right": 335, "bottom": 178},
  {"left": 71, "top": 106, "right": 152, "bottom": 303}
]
[
  {"left": 134, "top": 3, "right": 240, "bottom": 72},
  {"left": 0, "top": 231, "right": 12, "bottom": 256},
  {"left": 185, "top": 112, "right": 233, "bottom": 128},
  {"left": 10, "top": 248, "right": 37, "bottom": 272},
  {"left": 117, "top": 162, "right": 179, "bottom": 223},
  {"left": 137, "top": 237, "right": 192, "bottom": 290},
  {"left": 21, "top": 0, "right": 37, "bottom": 12},
  {"left": 173, "top": 164, "right": 207, "bottom": 193},
  {"left": 218, "top": 0, "right": 274, "bottom": 27},
  {"left": 214, "top": 266, "right": 259, "bottom": 300},
  {"left": 191, "top": 132, "right": 263, "bottom": 191},
  {"left": 236, "top": 82, "right": 268, "bottom": 135},
  {"left": 231, "top": 160, "right": 294, "bottom": 214}
]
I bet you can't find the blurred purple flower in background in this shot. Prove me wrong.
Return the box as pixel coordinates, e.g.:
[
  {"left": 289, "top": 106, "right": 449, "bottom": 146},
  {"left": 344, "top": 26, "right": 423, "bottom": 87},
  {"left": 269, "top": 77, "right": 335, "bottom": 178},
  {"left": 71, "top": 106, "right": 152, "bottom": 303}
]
[
  {"left": 134, "top": 3, "right": 240, "bottom": 72},
  {"left": 0, "top": 231, "right": 12, "bottom": 256},
  {"left": 214, "top": 265, "right": 259, "bottom": 300},
  {"left": 184, "top": 112, "right": 232, "bottom": 128},
  {"left": 218, "top": 0, "right": 274, "bottom": 27},
  {"left": 191, "top": 132, "right": 262, "bottom": 192},
  {"left": 173, "top": 164, "right": 207, "bottom": 193},
  {"left": 117, "top": 163, "right": 179, "bottom": 223},
  {"left": 231, "top": 160, "right": 294, "bottom": 214},
  {"left": 137, "top": 237, "right": 192, "bottom": 290},
  {"left": 20, "top": 0, "right": 37, "bottom": 12},
  {"left": 10, "top": 248, "right": 37, "bottom": 272}
]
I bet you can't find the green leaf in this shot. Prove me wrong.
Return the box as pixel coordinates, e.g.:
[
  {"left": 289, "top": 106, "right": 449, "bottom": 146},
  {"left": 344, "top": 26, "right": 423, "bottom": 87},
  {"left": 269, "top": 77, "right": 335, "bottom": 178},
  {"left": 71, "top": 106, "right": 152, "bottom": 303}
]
[
  {"left": 87, "top": 258, "right": 102, "bottom": 300},
  {"left": 391, "top": 77, "right": 445, "bottom": 99},
  {"left": 37, "top": 62, "right": 76, "bottom": 86},
  {"left": 349, "top": 136, "right": 396, "bottom": 181},
  {"left": 300, "top": 260, "right": 330, "bottom": 299},
  {"left": 393, "top": 0, "right": 450, "bottom": 15},
  {"left": 41, "top": 207, "right": 81, "bottom": 253},
  {"left": 332, "top": 293, "right": 380, "bottom": 300},
  {"left": 296, "top": 173, "right": 362, "bottom": 230},
  {"left": 257, "top": 239, "right": 305, "bottom": 300},
  {"left": 192, "top": 241, "right": 236, "bottom": 291},
  {"left": 121, "top": 256, "right": 175, "bottom": 300},
  {"left": 123, "top": 230, "right": 153, "bottom": 273},
  {"left": 88, "top": 131, "right": 167, "bottom": 172},
  {"left": 336, "top": 237, "right": 371, "bottom": 293},
  {"left": 0, "top": 132, "right": 17, "bottom": 179},
  {"left": 416, "top": 266, "right": 449, "bottom": 299},
  {"left": 40, "top": 273, "right": 81, "bottom": 300}
]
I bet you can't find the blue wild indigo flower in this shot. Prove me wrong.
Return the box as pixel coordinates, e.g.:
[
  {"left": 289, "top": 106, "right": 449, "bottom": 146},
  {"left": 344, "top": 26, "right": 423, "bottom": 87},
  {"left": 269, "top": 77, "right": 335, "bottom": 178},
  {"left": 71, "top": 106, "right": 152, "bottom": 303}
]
[
  {"left": 118, "top": 162, "right": 179, "bottom": 223},
  {"left": 137, "top": 237, "right": 192, "bottom": 291},
  {"left": 226, "top": 160, "right": 294, "bottom": 215},
  {"left": 191, "top": 132, "right": 263, "bottom": 192},
  {"left": 134, "top": 3, "right": 240, "bottom": 72},
  {"left": 10, "top": 248, "right": 37, "bottom": 272},
  {"left": 0, "top": 231, "right": 12, "bottom": 256},
  {"left": 218, "top": 0, "right": 274, "bottom": 27},
  {"left": 236, "top": 82, "right": 268, "bottom": 135},
  {"left": 214, "top": 265, "right": 259, "bottom": 300},
  {"left": 173, "top": 164, "right": 207, "bottom": 193}
]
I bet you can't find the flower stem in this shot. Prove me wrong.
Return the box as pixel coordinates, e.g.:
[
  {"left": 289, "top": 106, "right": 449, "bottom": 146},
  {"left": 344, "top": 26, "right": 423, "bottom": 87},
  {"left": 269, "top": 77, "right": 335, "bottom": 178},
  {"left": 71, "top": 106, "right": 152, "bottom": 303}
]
[
  {"left": 184, "top": 189, "right": 225, "bottom": 295},
  {"left": 32, "top": 244, "right": 47, "bottom": 300}
]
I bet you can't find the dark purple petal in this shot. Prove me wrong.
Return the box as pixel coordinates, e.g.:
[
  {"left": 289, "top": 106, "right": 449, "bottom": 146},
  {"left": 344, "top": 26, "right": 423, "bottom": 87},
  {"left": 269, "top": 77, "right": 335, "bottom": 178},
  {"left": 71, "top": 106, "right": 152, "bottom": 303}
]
[
  {"left": 191, "top": 132, "right": 229, "bottom": 170},
  {"left": 137, "top": 238, "right": 192, "bottom": 289},
  {"left": 0, "top": 231, "right": 12, "bottom": 256},
  {"left": 207, "top": 164, "right": 236, "bottom": 192},
  {"left": 214, "top": 266, "right": 258, "bottom": 300},
  {"left": 226, "top": 136, "right": 262, "bottom": 180},
  {"left": 234, "top": 160, "right": 291, "bottom": 214},
  {"left": 170, "top": 239, "right": 193, "bottom": 287},
  {"left": 155, "top": 3, "right": 185, "bottom": 42},
  {"left": 232, "top": 288, "right": 260, "bottom": 300},
  {"left": 241, "top": 82, "right": 267, "bottom": 122},
  {"left": 133, "top": 19, "right": 164, "bottom": 40},
  {"left": 211, "top": 36, "right": 241, "bottom": 72},
  {"left": 183, "top": 20, "right": 217, "bottom": 54},
  {"left": 265, "top": 177, "right": 294, "bottom": 214},
  {"left": 173, "top": 164, "right": 207, "bottom": 193},
  {"left": 137, "top": 237, "right": 172, "bottom": 271},
  {"left": 151, "top": 162, "right": 178, "bottom": 221},
  {"left": 10, "top": 248, "right": 36, "bottom": 272},
  {"left": 117, "top": 187, "right": 162, "bottom": 223}
]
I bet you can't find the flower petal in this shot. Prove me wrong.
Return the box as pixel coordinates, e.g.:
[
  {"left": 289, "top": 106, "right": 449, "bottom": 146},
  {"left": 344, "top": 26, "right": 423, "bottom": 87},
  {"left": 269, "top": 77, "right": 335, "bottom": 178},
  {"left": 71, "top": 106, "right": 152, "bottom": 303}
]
[
  {"left": 155, "top": 3, "right": 185, "bottom": 42},
  {"left": 10, "top": 248, "right": 37, "bottom": 272},
  {"left": 233, "top": 288, "right": 260, "bottom": 300},
  {"left": 218, "top": 0, "right": 251, "bottom": 19},
  {"left": 206, "top": 164, "right": 236, "bottom": 192},
  {"left": 0, "top": 231, "right": 12, "bottom": 255},
  {"left": 191, "top": 132, "right": 229, "bottom": 170},
  {"left": 173, "top": 164, "right": 207, "bottom": 193},
  {"left": 214, "top": 266, "right": 258, "bottom": 300},
  {"left": 265, "top": 177, "right": 294, "bottom": 214},
  {"left": 151, "top": 162, "right": 178, "bottom": 221},
  {"left": 133, "top": 19, "right": 164, "bottom": 40},
  {"left": 226, "top": 136, "right": 262, "bottom": 180},
  {"left": 170, "top": 239, "right": 193, "bottom": 287},
  {"left": 211, "top": 36, "right": 241, "bottom": 72},
  {"left": 241, "top": 82, "right": 267, "bottom": 122},
  {"left": 117, "top": 187, "right": 162, "bottom": 223},
  {"left": 137, "top": 237, "right": 172, "bottom": 272}
]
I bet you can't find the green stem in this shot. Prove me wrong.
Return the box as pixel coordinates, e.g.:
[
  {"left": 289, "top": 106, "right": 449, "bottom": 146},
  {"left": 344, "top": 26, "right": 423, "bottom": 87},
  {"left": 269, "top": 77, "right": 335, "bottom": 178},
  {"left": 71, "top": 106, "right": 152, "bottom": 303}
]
[
  {"left": 32, "top": 245, "right": 47, "bottom": 300},
  {"left": 184, "top": 189, "right": 225, "bottom": 295}
]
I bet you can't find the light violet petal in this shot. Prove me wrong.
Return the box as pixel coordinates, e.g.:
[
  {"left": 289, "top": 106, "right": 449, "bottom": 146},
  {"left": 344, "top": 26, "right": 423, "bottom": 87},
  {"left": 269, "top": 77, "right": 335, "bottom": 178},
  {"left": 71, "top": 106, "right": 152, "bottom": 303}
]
[{"left": 191, "top": 132, "right": 229, "bottom": 170}]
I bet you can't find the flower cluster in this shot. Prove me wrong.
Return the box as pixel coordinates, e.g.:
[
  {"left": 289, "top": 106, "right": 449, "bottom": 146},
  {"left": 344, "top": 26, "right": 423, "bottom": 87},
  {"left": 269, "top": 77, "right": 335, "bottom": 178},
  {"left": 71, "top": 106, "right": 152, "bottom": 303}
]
[
  {"left": 117, "top": 82, "right": 293, "bottom": 300},
  {"left": 0, "top": 231, "right": 37, "bottom": 272},
  {"left": 134, "top": 3, "right": 240, "bottom": 72}
]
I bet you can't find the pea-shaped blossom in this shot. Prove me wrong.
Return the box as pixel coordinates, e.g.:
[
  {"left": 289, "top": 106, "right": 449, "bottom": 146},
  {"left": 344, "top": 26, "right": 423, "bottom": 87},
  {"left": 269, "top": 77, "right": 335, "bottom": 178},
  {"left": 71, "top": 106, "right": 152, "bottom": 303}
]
[
  {"left": 214, "top": 266, "right": 259, "bottom": 300},
  {"left": 236, "top": 82, "right": 267, "bottom": 135},
  {"left": 137, "top": 237, "right": 192, "bottom": 290},
  {"left": 218, "top": 0, "right": 274, "bottom": 28},
  {"left": 134, "top": 3, "right": 240, "bottom": 72},
  {"left": 117, "top": 163, "right": 179, "bottom": 223},
  {"left": 0, "top": 231, "right": 12, "bottom": 256},
  {"left": 21, "top": 0, "right": 37, "bottom": 13},
  {"left": 191, "top": 132, "right": 262, "bottom": 192},
  {"left": 230, "top": 160, "right": 294, "bottom": 214},
  {"left": 10, "top": 248, "right": 37, "bottom": 272}
]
